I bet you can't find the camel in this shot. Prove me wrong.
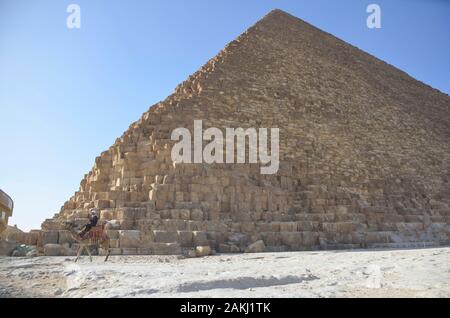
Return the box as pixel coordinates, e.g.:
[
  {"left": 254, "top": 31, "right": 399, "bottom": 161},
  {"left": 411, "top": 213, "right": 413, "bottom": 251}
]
[{"left": 63, "top": 221, "right": 111, "bottom": 262}]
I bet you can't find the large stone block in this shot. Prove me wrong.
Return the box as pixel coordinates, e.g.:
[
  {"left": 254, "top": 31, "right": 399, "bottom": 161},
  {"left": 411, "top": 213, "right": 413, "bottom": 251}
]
[
  {"left": 109, "top": 239, "right": 120, "bottom": 248},
  {"left": 0, "top": 240, "right": 18, "bottom": 256},
  {"left": 119, "top": 230, "right": 141, "bottom": 248},
  {"left": 42, "top": 231, "right": 59, "bottom": 245},
  {"left": 179, "top": 209, "right": 191, "bottom": 220},
  {"left": 44, "top": 244, "right": 64, "bottom": 256},
  {"left": 153, "top": 230, "right": 178, "bottom": 243},
  {"left": 122, "top": 248, "right": 138, "bottom": 255},
  {"left": 245, "top": 240, "right": 266, "bottom": 253},
  {"left": 193, "top": 231, "right": 208, "bottom": 246},
  {"left": 190, "top": 209, "right": 204, "bottom": 221},
  {"left": 195, "top": 246, "right": 212, "bottom": 257},
  {"left": 177, "top": 231, "right": 194, "bottom": 247},
  {"left": 280, "top": 232, "right": 302, "bottom": 249},
  {"left": 41, "top": 219, "right": 62, "bottom": 231},
  {"left": 137, "top": 248, "right": 152, "bottom": 255},
  {"left": 279, "top": 222, "right": 297, "bottom": 232},
  {"left": 105, "top": 220, "right": 121, "bottom": 230},
  {"left": 150, "top": 243, "right": 181, "bottom": 255},
  {"left": 302, "top": 232, "right": 319, "bottom": 247},
  {"left": 116, "top": 208, "right": 146, "bottom": 221},
  {"left": 335, "top": 222, "right": 357, "bottom": 234},
  {"left": 100, "top": 209, "right": 117, "bottom": 220},
  {"left": 94, "top": 200, "right": 110, "bottom": 209},
  {"left": 109, "top": 248, "right": 122, "bottom": 255},
  {"left": 261, "top": 232, "right": 280, "bottom": 246},
  {"left": 106, "top": 230, "right": 120, "bottom": 239}
]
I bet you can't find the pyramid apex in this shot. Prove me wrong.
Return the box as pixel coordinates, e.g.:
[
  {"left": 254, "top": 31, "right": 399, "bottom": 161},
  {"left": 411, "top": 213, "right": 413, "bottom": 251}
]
[
  {"left": 253, "top": 8, "right": 305, "bottom": 30},
  {"left": 267, "top": 9, "right": 290, "bottom": 15},
  {"left": 262, "top": 9, "right": 297, "bottom": 20}
]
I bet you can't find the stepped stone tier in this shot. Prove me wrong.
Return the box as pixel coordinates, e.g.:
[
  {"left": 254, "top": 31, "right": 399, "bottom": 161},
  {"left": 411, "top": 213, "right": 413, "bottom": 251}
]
[{"left": 39, "top": 10, "right": 450, "bottom": 256}]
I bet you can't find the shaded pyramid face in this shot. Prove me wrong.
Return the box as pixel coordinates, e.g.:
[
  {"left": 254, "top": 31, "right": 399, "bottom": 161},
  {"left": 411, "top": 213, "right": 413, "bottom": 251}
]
[{"left": 42, "top": 10, "right": 450, "bottom": 254}]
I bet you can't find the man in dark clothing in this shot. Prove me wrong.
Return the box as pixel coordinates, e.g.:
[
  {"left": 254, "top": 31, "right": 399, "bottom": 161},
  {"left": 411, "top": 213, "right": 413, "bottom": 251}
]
[{"left": 79, "top": 209, "right": 99, "bottom": 238}]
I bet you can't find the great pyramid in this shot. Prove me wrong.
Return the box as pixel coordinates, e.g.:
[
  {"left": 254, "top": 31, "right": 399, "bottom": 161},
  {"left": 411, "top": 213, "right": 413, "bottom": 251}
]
[{"left": 38, "top": 9, "right": 450, "bottom": 255}]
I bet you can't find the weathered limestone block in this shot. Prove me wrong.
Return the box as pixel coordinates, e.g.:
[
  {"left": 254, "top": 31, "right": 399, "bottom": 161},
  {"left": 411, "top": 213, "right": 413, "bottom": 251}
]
[
  {"left": 302, "top": 232, "right": 319, "bottom": 247},
  {"left": 189, "top": 209, "right": 204, "bottom": 221},
  {"left": 256, "top": 223, "right": 272, "bottom": 232},
  {"left": 151, "top": 243, "right": 181, "bottom": 255},
  {"left": 153, "top": 230, "right": 178, "bottom": 243},
  {"left": 116, "top": 207, "right": 147, "bottom": 221},
  {"left": 42, "top": 231, "right": 59, "bottom": 245},
  {"left": 245, "top": 240, "right": 266, "bottom": 253},
  {"left": 137, "top": 248, "right": 152, "bottom": 255},
  {"left": 177, "top": 231, "right": 194, "bottom": 247},
  {"left": 351, "top": 232, "right": 364, "bottom": 245},
  {"left": 41, "top": 219, "right": 62, "bottom": 231},
  {"left": 119, "top": 219, "right": 135, "bottom": 230},
  {"left": 184, "top": 221, "right": 203, "bottom": 232},
  {"left": 296, "top": 221, "right": 315, "bottom": 232},
  {"left": 168, "top": 209, "right": 190, "bottom": 220},
  {"left": 335, "top": 222, "right": 357, "bottom": 234},
  {"left": 5, "top": 232, "right": 36, "bottom": 245},
  {"left": 281, "top": 232, "right": 302, "bottom": 249},
  {"left": 109, "top": 239, "right": 120, "bottom": 248},
  {"left": 100, "top": 209, "right": 117, "bottom": 221},
  {"left": 261, "top": 232, "right": 280, "bottom": 246},
  {"left": 67, "top": 209, "right": 88, "bottom": 220},
  {"left": 122, "top": 248, "right": 138, "bottom": 255},
  {"left": 109, "top": 248, "right": 122, "bottom": 255},
  {"left": 241, "top": 222, "right": 256, "bottom": 232},
  {"left": 105, "top": 220, "right": 121, "bottom": 230},
  {"left": 0, "top": 240, "right": 18, "bottom": 256},
  {"left": 70, "top": 218, "right": 90, "bottom": 228},
  {"left": 64, "top": 201, "right": 77, "bottom": 210},
  {"left": 195, "top": 246, "right": 212, "bottom": 257},
  {"left": 365, "top": 231, "right": 392, "bottom": 244},
  {"left": 94, "top": 200, "right": 110, "bottom": 209},
  {"left": 162, "top": 219, "right": 187, "bottom": 231},
  {"left": 179, "top": 209, "right": 191, "bottom": 220},
  {"left": 270, "top": 222, "right": 281, "bottom": 232},
  {"left": 119, "top": 230, "right": 141, "bottom": 248},
  {"left": 175, "top": 192, "right": 184, "bottom": 202},
  {"left": 218, "top": 243, "right": 242, "bottom": 253},
  {"left": 279, "top": 222, "right": 297, "bottom": 232},
  {"left": 106, "top": 230, "right": 120, "bottom": 239},
  {"left": 44, "top": 244, "right": 64, "bottom": 256},
  {"left": 159, "top": 210, "right": 171, "bottom": 219},
  {"left": 193, "top": 231, "right": 208, "bottom": 246}
]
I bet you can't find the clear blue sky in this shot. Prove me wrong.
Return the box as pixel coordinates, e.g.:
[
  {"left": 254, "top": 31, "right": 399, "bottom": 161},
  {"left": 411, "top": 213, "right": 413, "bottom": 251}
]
[{"left": 1, "top": 0, "right": 449, "bottom": 231}]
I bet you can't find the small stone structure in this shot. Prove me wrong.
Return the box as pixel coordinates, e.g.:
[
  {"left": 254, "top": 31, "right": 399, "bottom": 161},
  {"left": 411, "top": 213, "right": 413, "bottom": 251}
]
[{"left": 0, "top": 190, "right": 13, "bottom": 235}]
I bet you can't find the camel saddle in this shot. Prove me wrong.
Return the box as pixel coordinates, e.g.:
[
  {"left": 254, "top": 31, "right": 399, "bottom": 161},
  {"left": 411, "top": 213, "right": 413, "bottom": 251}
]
[{"left": 80, "top": 225, "right": 105, "bottom": 240}]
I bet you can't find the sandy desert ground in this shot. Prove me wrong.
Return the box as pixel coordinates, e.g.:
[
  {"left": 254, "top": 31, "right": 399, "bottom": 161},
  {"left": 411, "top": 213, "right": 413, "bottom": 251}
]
[{"left": 0, "top": 247, "right": 449, "bottom": 298}]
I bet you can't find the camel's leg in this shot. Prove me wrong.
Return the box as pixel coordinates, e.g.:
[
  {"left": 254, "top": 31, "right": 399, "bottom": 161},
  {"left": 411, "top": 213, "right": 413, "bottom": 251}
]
[
  {"left": 104, "top": 249, "right": 110, "bottom": 262},
  {"left": 104, "top": 242, "right": 111, "bottom": 262},
  {"left": 75, "top": 245, "right": 82, "bottom": 262},
  {"left": 85, "top": 246, "right": 93, "bottom": 262}
]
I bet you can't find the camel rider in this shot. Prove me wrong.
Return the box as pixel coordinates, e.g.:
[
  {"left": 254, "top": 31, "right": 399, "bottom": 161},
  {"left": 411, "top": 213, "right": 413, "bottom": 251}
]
[{"left": 79, "top": 208, "right": 99, "bottom": 237}]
